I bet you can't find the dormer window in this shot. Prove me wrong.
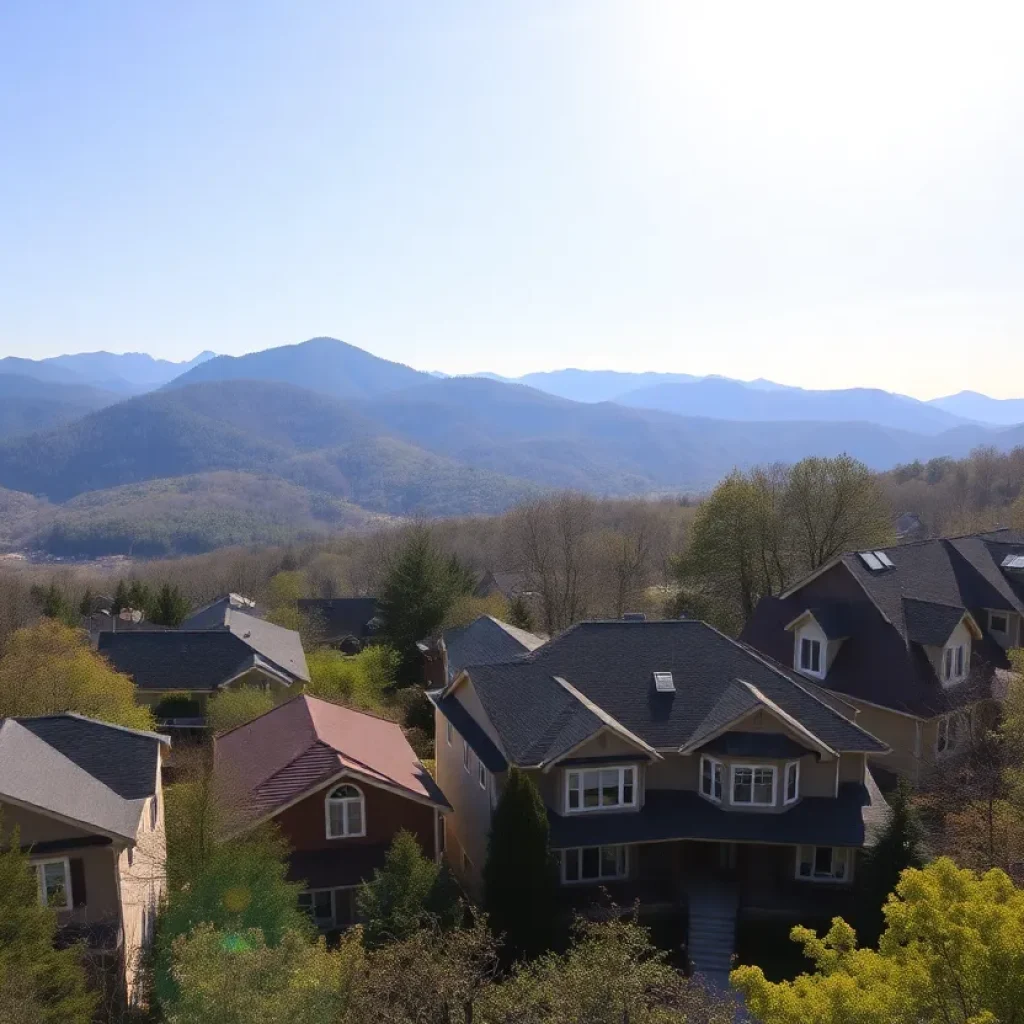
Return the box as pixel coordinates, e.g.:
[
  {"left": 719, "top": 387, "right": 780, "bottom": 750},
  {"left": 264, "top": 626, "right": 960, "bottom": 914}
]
[
  {"left": 943, "top": 642, "right": 968, "bottom": 684},
  {"left": 799, "top": 637, "right": 822, "bottom": 676},
  {"left": 700, "top": 756, "right": 723, "bottom": 803}
]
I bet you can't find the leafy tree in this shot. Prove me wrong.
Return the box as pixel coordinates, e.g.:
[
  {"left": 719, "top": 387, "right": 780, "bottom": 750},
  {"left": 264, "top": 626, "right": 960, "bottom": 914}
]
[
  {"left": 305, "top": 644, "right": 399, "bottom": 715},
  {"left": 442, "top": 592, "right": 510, "bottom": 632},
  {"left": 378, "top": 527, "right": 472, "bottom": 681},
  {"left": 154, "top": 830, "right": 310, "bottom": 1007},
  {"left": 506, "top": 594, "right": 536, "bottom": 633},
  {"left": 732, "top": 858, "right": 1024, "bottom": 1024},
  {"left": 856, "top": 780, "right": 924, "bottom": 947},
  {"left": 357, "top": 830, "right": 460, "bottom": 947},
  {"left": 163, "top": 748, "right": 222, "bottom": 892},
  {"left": 150, "top": 583, "right": 191, "bottom": 626},
  {"left": 164, "top": 925, "right": 358, "bottom": 1024},
  {"left": 483, "top": 767, "right": 557, "bottom": 961},
  {"left": 206, "top": 687, "right": 275, "bottom": 734},
  {"left": 480, "top": 915, "right": 734, "bottom": 1024},
  {"left": 0, "top": 619, "right": 154, "bottom": 730},
  {"left": 0, "top": 813, "right": 96, "bottom": 1024}
]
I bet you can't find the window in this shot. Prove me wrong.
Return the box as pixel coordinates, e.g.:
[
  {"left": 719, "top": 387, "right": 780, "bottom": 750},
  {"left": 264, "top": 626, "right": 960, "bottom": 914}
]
[
  {"left": 796, "top": 846, "right": 850, "bottom": 882},
  {"left": 149, "top": 794, "right": 159, "bottom": 831},
  {"left": 936, "top": 711, "right": 969, "bottom": 757},
  {"left": 699, "top": 756, "right": 723, "bottom": 803},
  {"left": 990, "top": 612, "right": 1009, "bottom": 635},
  {"left": 799, "top": 636, "right": 822, "bottom": 676},
  {"left": 127, "top": 847, "right": 134, "bottom": 868},
  {"left": 325, "top": 784, "right": 366, "bottom": 838},
  {"left": 32, "top": 859, "right": 71, "bottom": 909},
  {"left": 562, "top": 845, "right": 629, "bottom": 884},
  {"left": 565, "top": 766, "right": 637, "bottom": 813},
  {"left": 478, "top": 760, "right": 488, "bottom": 790},
  {"left": 446, "top": 719, "right": 453, "bottom": 747},
  {"left": 784, "top": 761, "right": 800, "bottom": 804},
  {"left": 943, "top": 643, "right": 968, "bottom": 683},
  {"left": 298, "top": 888, "right": 357, "bottom": 929},
  {"left": 463, "top": 738, "right": 471, "bottom": 773},
  {"left": 731, "top": 764, "right": 776, "bottom": 806}
]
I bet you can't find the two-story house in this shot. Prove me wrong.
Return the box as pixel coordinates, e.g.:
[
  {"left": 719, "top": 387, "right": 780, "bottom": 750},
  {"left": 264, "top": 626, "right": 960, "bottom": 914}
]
[
  {"left": 741, "top": 529, "right": 1024, "bottom": 780},
  {"left": 429, "top": 618, "right": 888, "bottom": 979},
  {"left": 213, "top": 693, "right": 450, "bottom": 931},
  {"left": 0, "top": 713, "right": 169, "bottom": 1005}
]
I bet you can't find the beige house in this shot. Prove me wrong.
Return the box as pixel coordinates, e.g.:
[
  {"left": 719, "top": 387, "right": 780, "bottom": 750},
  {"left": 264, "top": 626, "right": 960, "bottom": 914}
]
[
  {"left": 430, "top": 617, "right": 889, "bottom": 982},
  {"left": 0, "top": 714, "right": 169, "bottom": 1005},
  {"left": 741, "top": 529, "right": 1024, "bottom": 782}
]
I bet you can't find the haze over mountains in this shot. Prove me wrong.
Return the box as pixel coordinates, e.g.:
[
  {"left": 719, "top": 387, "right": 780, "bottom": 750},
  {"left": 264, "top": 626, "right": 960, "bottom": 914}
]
[{"left": 2, "top": 337, "right": 1024, "bottom": 558}]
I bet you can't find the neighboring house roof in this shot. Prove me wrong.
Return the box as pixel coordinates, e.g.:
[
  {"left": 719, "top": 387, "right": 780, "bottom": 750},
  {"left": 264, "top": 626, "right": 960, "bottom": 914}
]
[
  {"left": 451, "top": 620, "right": 885, "bottom": 768},
  {"left": 443, "top": 615, "right": 545, "bottom": 681},
  {"left": 430, "top": 693, "right": 508, "bottom": 772},
  {"left": 474, "top": 571, "right": 529, "bottom": 599},
  {"left": 214, "top": 694, "right": 449, "bottom": 833},
  {"left": 0, "top": 715, "right": 166, "bottom": 842},
  {"left": 180, "top": 593, "right": 263, "bottom": 629},
  {"left": 741, "top": 530, "right": 1024, "bottom": 717},
  {"left": 296, "top": 598, "right": 380, "bottom": 642}
]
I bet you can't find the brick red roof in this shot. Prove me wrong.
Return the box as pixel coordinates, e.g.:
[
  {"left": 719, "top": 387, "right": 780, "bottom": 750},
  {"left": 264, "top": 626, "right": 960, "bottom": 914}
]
[{"left": 214, "top": 694, "right": 448, "bottom": 825}]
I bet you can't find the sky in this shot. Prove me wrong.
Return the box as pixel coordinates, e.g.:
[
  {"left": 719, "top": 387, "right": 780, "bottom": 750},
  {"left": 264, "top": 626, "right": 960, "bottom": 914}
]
[{"left": 1, "top": 1, "right": 1023, "bottom": 399}]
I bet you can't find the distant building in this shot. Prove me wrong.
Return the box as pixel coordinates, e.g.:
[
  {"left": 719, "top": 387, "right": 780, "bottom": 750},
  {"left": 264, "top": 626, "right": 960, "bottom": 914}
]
[{"left": 297, "top": 597, "right": 381, "bottom": 653}]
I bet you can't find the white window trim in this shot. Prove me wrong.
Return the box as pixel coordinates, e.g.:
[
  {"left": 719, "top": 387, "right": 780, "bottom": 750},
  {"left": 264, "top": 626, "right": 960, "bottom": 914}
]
[
  {"left": 324, "top": 784, "right": 367, "bottom": 839},
  {"left": 463, "top": 738, "right": 471, "bottom": 772},
  {"left": 942, "top": 642, "right": 969, "bottom": 685},
  {"left": 446, "top": 719, "right": 453, "bottom": 747},
  {"left": 564, "top": 765, "right": 638, "bottom": 814},
  {"left": 699, "top": 755, "right": 723, "bottom": 804},
  {"left": 31, "top": 857, "right": 72, "bottom": 910},
  {"left": 478, "top": 760, "right": 488, "bottom": 790},
  {"left": 797, "top": 634, "right": 825, "bottom": 679},
  {"left": 784, "top": 760, "right": 800, "bottom": 805},
  {"left": 935, "top": 709, "right": 970, "bottom": 758},
  {"left": 560, "top": 845, "right": 630, "bottom": 884},
  {"left": 795, "top": 845, "right": 851, "bottom": 883},
  {"left": 730, "top": 763, "right": 777, "bottom": 807},
  {"left": 298, "top": 885, "right": 359, "bottom": 929}
]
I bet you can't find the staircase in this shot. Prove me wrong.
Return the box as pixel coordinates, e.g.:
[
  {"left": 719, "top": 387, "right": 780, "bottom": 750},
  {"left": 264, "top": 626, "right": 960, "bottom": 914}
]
[{"left": 686, "top": 881, "right": 739, "bottom": 988}]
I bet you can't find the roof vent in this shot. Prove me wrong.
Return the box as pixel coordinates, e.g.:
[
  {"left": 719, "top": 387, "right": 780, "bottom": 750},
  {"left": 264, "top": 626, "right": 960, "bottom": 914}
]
[
  {"left": 859, "top": 551, "right": 895, "bottom": 572},
  {"left": 653, "top": 671, "right": 675, "bottom": 693},
  {"left": 622, "top": 612, "right": 647, "bottom": 622}
]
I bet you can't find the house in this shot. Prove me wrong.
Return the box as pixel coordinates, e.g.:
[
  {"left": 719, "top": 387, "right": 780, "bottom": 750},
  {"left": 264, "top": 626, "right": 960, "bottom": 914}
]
[
  {"left": 427, "top": 614, "right": 545, "bottom": 688},
  {"left": 213, "top": 694, "right": 449, "bottom": 931},
  {"left": 474, "top": 571, "right": 530, "bottom": 601},
  {"left": 0, "top": 714, "right": 168, "bottom": 1005},
  {"left": 297, "top": 597, "right": 381, "bottom": 652},
  {"left": 429, "top": 618, "right": 888, "bottom": 978},
  {"left": 179, "top": 592, "right": 264, "bottom": 629},
  {"left": 97, "top": 611, "right": 309, "bottom": 727},
  {"left": 740, "top": 529, "right": 1024, "bottom": 780}
]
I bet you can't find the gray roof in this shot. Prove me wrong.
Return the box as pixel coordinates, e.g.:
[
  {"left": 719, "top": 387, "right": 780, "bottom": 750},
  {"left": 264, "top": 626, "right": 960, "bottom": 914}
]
[
  {"left": 459, "top": 620, "right": 885, "bottom": 766},
  {"left": 297, "top": 598, "right": 380, "bottom": 641},
  {"left": 429, "top": 692, "right": 508, "bottom": 772},
  {"left": 180, "top": 594, "right": 264, "bottom": 630},
  {"left": 444, "top": 615, "right": 545, "bottom": 681},
  {"left": 902, "top": 598, "right": 968, "bottom": 647},
  {"left": 222, "top": 611, "right": 309, "bottom": 682},
  {"left": 0, "top": 716, "right": 165, "bottom": 842},
  {"left": 804, "top": 604, "right": 853, "bottom": 640}
]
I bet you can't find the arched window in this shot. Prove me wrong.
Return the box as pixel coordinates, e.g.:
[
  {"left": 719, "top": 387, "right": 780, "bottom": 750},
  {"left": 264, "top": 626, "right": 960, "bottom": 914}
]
[{"left": 325, "top": 784, "right": 365, "bottom": 839}]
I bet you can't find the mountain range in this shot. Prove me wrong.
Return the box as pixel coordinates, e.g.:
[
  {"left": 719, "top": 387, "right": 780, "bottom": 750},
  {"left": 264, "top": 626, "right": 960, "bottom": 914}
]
[{"left": 2, "top": 337, "right": 1024, "bottom": 557}]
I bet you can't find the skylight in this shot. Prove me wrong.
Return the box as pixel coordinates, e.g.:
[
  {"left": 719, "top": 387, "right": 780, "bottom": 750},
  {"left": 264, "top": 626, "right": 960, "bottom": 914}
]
[
  {"left": 858, "top": 551, "right": 884, "bottom": 571},
  {"left": 875, "top": 551, "right": 895, "bottom": 568},
  {"left": 1002, "top": 554, "right": 1024, "bottom": 570},
  {"left": 653, "top": 671, "right": 675, "bottom": 693}
]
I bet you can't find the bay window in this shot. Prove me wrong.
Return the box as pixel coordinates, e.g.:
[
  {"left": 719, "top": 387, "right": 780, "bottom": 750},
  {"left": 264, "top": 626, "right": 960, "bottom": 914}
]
[
  {"left": 731, "top": 764, "right": 776, "bottom": 806},
  {"left": 796, "top": 845, "right": 850, "bottom": 882},
  {"left": 561, "top": 844, "right": 629, "bottom": 883},
  {"left": 565, "top": 766, "right": 637, "bottom": 813},
  {"left": 699, "top": 755, "right": 723, "bottom": 803}
]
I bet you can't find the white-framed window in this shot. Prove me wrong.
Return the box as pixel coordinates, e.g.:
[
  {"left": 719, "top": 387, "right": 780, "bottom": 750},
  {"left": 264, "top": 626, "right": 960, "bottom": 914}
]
[
  {"left": 731, "top": 764, "right": 777, "bottom": 806},
  {"left": 699, "top": 755, "right": 723, "bottom": 803},
  {"left": 478, "top": 760, "right": 488, "bottom": 790},
  {"left": 463, "top": 738, "right": 471, "bottom": 772},
  {"left": 565, "top": 766, "right": 637, "bottom": 813},
  {"left": 943, "top": 642, "right": 968, "bottom": 684},
  {"left": 936, "top": 710, "right": 970, "bottom": 757},
  {"left": 784, "top": 760, "right": 800, "bottom": 805},
  {"left": 298, "top": 886, "right": 358, "bottom": 929},
  {"left": 796, "top": 845, "right": 850, "bottom": 882},
  {"left": 325, "top": 784, "right": 366, "bottom": 839},
  {"left": 561, "top": 845, "right": 629, "bottom": 884},
  {"left": 31, "top": 858, "right": 71, "bottom": 909},
  {"left": 989, "top": 611, "right": 1009, "bottom": 635},
  {"left": 446, "top": 719, "right": 453, "bottom": 747},
  {"left": 799, "top": 636, "right": 823, "bottom": 676}
]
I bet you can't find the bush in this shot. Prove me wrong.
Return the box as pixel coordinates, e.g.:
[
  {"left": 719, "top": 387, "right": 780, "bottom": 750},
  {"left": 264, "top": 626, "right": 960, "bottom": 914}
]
[{"left": 207, "top": 688, "right": 275, "bottom": 734}]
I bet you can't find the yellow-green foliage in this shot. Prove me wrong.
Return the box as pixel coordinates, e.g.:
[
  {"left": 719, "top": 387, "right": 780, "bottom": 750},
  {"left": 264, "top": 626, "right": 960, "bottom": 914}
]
[
  {"left": 207, "top": 687, "right": 275, "bottom": 735},
  {"left": 442, "top": 593, "right": 509, "bottom": 631},
  {"left": 0, "top": 619, "right": 154, "bottom": 730},
  {"left": 305, "top": 645, "right": 399, "bottom": 716},
  {"left": 732, "top": 858, "right": 1024, "bottom": 1023}
]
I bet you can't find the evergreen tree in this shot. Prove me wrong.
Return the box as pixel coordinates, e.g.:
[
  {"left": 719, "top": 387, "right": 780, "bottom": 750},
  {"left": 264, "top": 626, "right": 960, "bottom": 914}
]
[
  {"left": 378, "top": 527, "right": 468, "bottom": 682},
  {"left": 112, "top": 579, "right": 130, "bottom": 615},
  {"left": 33, "top": 582, "right": 77, "bottom": 627},
  {"left": 150, "top": 583, "right": 191, "bottom": 627},
  {"left": 483, "top": 767, "right": 557, "bottom": 962},
  {"left": 506, "top": 595, "right": 536, "bottom": 633},
  {"left": 356, "top": 830, "right": 460, "bottom": 948},
  {"left": 0, "top": 813, "right": 96, "bottom": 1024},
  {"left": 856, "top": 780, "right": 925, "bottom": 946},
  {"left": 78, "top": 588, "right": 94, "bottom": 617},
  {"left": 127, "top": 580, "right": 153, "bottom": 618}
]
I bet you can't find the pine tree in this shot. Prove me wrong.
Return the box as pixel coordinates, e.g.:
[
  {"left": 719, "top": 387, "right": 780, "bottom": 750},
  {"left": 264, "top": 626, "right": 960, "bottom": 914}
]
[
  {"left": 150, "top": 583, "right": 191, "bottom": 627},
  {"left": 506, "top": 595, "right": 536, "bottom": 633},
  {"left": 0, "top": 814, "right": 96, "bottom": 1024},
  {"left": 78, "top": 588, "right": 94, "bottom": 617},
  {"left": 856, "top": 779, "right": 925, "bottom": 946},
  {"left": 126, "top": 580, "right": 153, "bottom": 618},
  {"left": 483, "top": 767, "right": 557, "bottom": 961},
  {"left": 112, "top": 579, "right": 130, "bottom": 615}
]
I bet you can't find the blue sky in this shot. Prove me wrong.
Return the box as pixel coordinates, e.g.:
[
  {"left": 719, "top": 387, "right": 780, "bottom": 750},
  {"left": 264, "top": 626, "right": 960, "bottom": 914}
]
[{"left": 1, "top": 1, "right": 1022, "bottom": 398}]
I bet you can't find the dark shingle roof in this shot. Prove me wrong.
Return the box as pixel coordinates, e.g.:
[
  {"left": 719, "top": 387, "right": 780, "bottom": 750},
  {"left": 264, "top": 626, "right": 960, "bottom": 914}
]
[
  {"left": 804, "top": 604, "right": 853, "bottom": 640},
  {"left": 459, "top": 621, "right": 884, "bottom": 766},
  {"left": 901, "top": 598, "right": 968, "bottom": 646},
  {"left": 444, "top": 616, "right": 545, "bottom": 681},
  {"left": 429, "top": 692, "right": 508, "bottom": 772},
  {"left": 548, "top": 777, "right": 888, "bottom": 850},
  {"left": 700, "top": 731, "right": 812, "bottom": 759},
  {"left": 297, "top": 598, "right": 380, "bottom": 642},
  {"left": 181, "top": 594, "right": 263, "bottom": 630}
]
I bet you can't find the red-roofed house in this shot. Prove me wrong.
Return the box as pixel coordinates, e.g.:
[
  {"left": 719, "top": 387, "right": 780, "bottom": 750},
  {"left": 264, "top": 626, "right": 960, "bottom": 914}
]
[{"left": 214, "top": 693, "right": 450, "bottom": 930}]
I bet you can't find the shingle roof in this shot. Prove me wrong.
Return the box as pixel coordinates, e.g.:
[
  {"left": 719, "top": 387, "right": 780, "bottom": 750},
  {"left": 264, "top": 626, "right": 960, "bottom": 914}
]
[
  {"left": 180, "top": 594, "right": 263, "bottom": 630},
  {"left": 444, "top": 615, "right": 546, "bottom": 681},
  {"left": 804, "top": 605, "right": 853, "bottom": 640},
  {"left": 429, "top": 692, "right": 508, "bottom": 772},
  {"left": 458, "top": 621, "right": 884, "bottom": 766},
  {"left": 223, "top": 611, "right": 309, "bottom": 682},
  {"left": 0, "top": 716, "right": 165, "bottom": 841},
  {"left": 297, "top": 598, "right": 380, "bottom": 642},
  {"left": 214, "top": 694, "right": 449, "bottom": 830},
  {"left": 901, "top": 598, "right": 968, "bottom": 647},
  {"left": 700, "top": 731, "right": 812, "bottom": 759}
]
